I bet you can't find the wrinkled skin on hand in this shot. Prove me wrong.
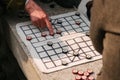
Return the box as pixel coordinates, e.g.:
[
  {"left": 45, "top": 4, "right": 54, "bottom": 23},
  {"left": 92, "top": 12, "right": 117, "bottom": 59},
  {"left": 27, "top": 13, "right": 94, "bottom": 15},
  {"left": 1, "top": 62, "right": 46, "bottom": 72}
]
[{"left": 25, "top": 0, "right": 54, "bottom": 35}]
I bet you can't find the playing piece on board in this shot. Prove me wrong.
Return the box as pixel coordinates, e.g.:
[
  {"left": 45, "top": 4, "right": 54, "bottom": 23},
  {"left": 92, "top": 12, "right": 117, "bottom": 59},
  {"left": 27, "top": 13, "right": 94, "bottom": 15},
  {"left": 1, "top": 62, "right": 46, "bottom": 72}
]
[
  {"left": 56, "top": 29, "right": 62, "bottom": 34},
  {"left": 47, "top": 41, "right": 53, "bottom": 46},
  {"left": 75, "top": 21, "right": 81, "bottom": 25},
  {"left": 41, "top": 32, "right": 47, "bottom": 37},
  {"left": 86, "top": 54, "right": 92, "bottom": 59},
  {"left": 75, "top": 12, "right": 80, "bottom": 16},
  {"left": 73, "top": 51, "right": 79, "bottom": 56},
  {"left": 57, "top": 20, "right": 62, "bottom": 24},
  {"left": 26, "top": 36, "right": 32, "bottom": 41},
  {"left": 86, "top": 31, "right": 90, "bottom": 36},
  {"left": 62, "top": 49, "right": 68, "bottom": 54},
  {"left": 61, "top": 60, "right": 68, "bottom": 65},
  {"left": 49, "top": 32, "right": 54, "bottom": 36}
]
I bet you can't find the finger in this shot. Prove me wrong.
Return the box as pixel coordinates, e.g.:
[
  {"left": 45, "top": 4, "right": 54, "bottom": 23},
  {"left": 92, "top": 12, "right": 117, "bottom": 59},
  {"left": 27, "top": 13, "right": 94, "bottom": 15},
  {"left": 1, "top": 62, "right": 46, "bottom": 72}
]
[
  {"left": 40, "top": 18, "right": 46, "bottom": 28},
  {"left": 45, "top": 18, "right": 54, "bottom": 34},
  {"left": 32, "top": 21, "right": 39, "bottom": 27}
]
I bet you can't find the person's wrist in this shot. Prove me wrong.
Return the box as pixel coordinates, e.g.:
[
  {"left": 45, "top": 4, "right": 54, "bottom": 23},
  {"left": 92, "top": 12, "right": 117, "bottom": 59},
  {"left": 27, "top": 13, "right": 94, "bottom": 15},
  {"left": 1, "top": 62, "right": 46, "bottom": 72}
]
[{"left": 25, "top": 0, "right": 35, "bottom": 13}]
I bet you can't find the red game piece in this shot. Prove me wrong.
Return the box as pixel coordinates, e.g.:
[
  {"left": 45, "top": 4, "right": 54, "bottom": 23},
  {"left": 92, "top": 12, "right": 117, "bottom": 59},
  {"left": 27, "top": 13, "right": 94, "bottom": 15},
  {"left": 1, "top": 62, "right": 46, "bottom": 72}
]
[
  {"left": 75, "top": 21, "right": 81, "bottom": 25},
  {"left": 41, "top": 32, "right": 47, "bottom": 37},
  {"left": 78, "top": 70, "right": 84, "bottom": 75},
  {"left": 72, "top": 69, "right": 78, "bottom": 74},
  {"left": 75, "top": 75, "right": 82, "bottom": 80},
  {"left": 49, "top": 32, "right": 54, "bottom": 36},
  {"left": 87, "top": 69, "right": 93, "bottom": 74},
  {"left": 87, "top": 76, "right": 95, "bottom": 80},
  {"left": 83, "top": 71, "right": 90, "bottom": 77},
  {"left": 26, "top": 36, "right": 32, "bottom": 41},
  {"left": 81, "top": 75, "right": 87, "bottom": 80}
]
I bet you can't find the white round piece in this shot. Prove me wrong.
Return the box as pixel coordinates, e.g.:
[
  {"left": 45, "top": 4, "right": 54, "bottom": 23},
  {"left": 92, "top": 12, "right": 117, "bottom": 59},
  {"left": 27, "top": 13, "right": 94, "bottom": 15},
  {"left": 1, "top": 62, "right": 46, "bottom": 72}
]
[
  {"left": 47, "top": 41, "right": 53, "bottom": 46},
  {"left": 62, "top": 49, "right": 68, "bottom": 53},
  {"left": 86, "top": 54, "right": 92, "bottom": 59},
  {"left": 73, "top": 52, "right": 79, "bottom": 56},
  {"left": 61, "top": 60, "right": 68, "bottom": 65}
]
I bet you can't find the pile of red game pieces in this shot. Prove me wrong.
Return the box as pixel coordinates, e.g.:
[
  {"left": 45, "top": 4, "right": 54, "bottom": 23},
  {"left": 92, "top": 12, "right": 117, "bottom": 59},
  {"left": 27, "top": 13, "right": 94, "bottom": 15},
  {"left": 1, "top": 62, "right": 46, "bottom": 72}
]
[{"left": 72, "top": 69, "right": 95, "bottom": 80}]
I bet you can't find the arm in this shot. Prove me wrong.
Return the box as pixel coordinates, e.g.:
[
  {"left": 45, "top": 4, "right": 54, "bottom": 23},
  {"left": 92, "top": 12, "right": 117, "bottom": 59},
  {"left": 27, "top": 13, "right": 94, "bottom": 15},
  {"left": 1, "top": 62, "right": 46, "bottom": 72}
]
[
  {"left": 90, "top": 0, "right": 105, "bottom": 54},
  {"left": 25, "top": 0, "right": 54, "bottom": 35}
]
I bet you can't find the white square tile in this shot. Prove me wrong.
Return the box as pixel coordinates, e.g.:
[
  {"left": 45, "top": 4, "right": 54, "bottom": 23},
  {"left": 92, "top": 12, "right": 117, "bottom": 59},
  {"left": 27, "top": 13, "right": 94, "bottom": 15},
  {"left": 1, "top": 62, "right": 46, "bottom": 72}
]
[
  {"left": 29, "top": 25, "right": 36, "bottom": 29},
  {"left": 59, "top": 41, "right": 67, "bottom": 47},
  {"left": 52, "top": 43, "right": 60, "bottom": 48},
  {"left": 51, "top": 55, "right": 59, "bottom": 61},
  {"left": 45, "top": 62, "right": 55, "bottom": 68},
  {"left": 67, "top": 39, "right": 75, "bottom": 45},
  {"left": 22, "top": 26, "right": 30, "bottom": 30},
  {"left": 62, "top": 21, "right": 69, "bottom": 26},
  {"left": 39, "top": 52, "right": 48, "bottom": 58},
  {"left": 42, "top": 57, "right": 51, "bottom": 62},
  {"left": 31, "top": 38, "right": 38, "bottom": 43},
  {"left": 73, "top": 57, "right": 80, "bottom": 61},
  {"left": 46, "top": 35, "right": 54, "bottom": 39},
  {"left": 47, "top": 50, "right": 56, "bottom": 56},
  {"left": 61, "top": 32, "right": 69, "bottom": 36},
  {"left": 82, "top": 26, "right": 89, "bottom": 31},
  {"left": 58, "top": 53, "right": 67, "bottom": 58},
  {"left": 36, "top": 47, "right": 44, "bottom": 52},
  {"left": 35, "top": 33, "right": 41, "bottom": 37},
  {"left": 86, "top": 41, "right": 92, "bottom": 46},
  {"left": 64, "top": 25, "right": 73, "bottom": 30},
  {"left": 58, "top": 18, "right": 66, "bottom": 22},
  {"left": 86, "top": 52, "right": 95, "bottom": 57},
  {"left": 78, "top": 42, "right": 87, "bottom": 47},
  {"left": 43, "top": 45, "right": 52, "bottom": 50},
  {"left": 72, "top": 24, "right": 79, "bottom": 28},
  {"left": 71, "top": 44, "right": 79, "bottom": 50},
  {"left": 33, "top": 42, "right": 41, "bottom": 47},
  {"left": 54, "top": 60, "right": 61, "bottom": 66},
  {"left": 82, "top": 36, "right": 90, "bottom": 41},
  {"left": 74, "top": 37, "right": 83, "bottom": 42},
  {"left": 75, "top": 28, "right": 83, "bottom": 33},
  {"left": 82, "top": 47, "right": 91, "bottom": 52},
  {"left": 25, "top": 30, "right": 32, "bottom": 35},
  {"left": 80, "top": 22, "right": 87, "bottom": 26},
  {"left": 68, "top": 30, "right": 76, "bottom": 34},
  {"left": 61, "top": 58, "right": 71, "bottom": 63},
  {"left": 38, "top": 37, "right": 46, "bottom": 42},
  {"left": 55, "top": 48, "right": 62, "bottom": 53},
  {"left": 69, "top": 20, "right": 75, "bottom": 24},
  {"left": 32, "top": 29, "right": 40, "bottom": 33},
  {"left": 90, "top": 46, "right": 95, "bottom": 50},
  {"left": 65, "top": 17, "right": 73, "bottom": 20}
]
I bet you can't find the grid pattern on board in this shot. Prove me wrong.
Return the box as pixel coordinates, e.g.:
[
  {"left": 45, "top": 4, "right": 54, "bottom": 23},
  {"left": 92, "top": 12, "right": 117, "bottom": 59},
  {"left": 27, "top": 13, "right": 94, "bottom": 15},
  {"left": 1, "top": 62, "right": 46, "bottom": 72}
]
[{"left": 16, "top": 12, "right": 102, "bottom": 73}]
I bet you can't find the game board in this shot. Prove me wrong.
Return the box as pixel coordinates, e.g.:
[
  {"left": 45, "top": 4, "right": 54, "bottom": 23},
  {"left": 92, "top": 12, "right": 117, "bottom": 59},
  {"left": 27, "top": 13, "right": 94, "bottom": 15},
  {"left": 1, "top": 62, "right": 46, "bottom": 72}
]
[{"left": 16, "top": 11, "right": 102, "bottom": 73}]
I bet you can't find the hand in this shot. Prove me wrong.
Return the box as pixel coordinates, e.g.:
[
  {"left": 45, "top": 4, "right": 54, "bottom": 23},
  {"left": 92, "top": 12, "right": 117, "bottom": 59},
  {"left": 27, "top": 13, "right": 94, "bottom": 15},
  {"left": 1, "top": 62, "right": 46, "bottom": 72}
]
[{"left": 25, "top": 0, "right": 54, "bottom": 35}]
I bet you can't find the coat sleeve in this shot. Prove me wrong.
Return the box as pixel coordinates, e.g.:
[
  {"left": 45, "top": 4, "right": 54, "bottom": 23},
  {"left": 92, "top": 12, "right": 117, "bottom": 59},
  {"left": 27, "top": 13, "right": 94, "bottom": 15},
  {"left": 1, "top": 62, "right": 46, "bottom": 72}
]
[{"left": 90, "top": 0, "right": 105, "bottom": 54}]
